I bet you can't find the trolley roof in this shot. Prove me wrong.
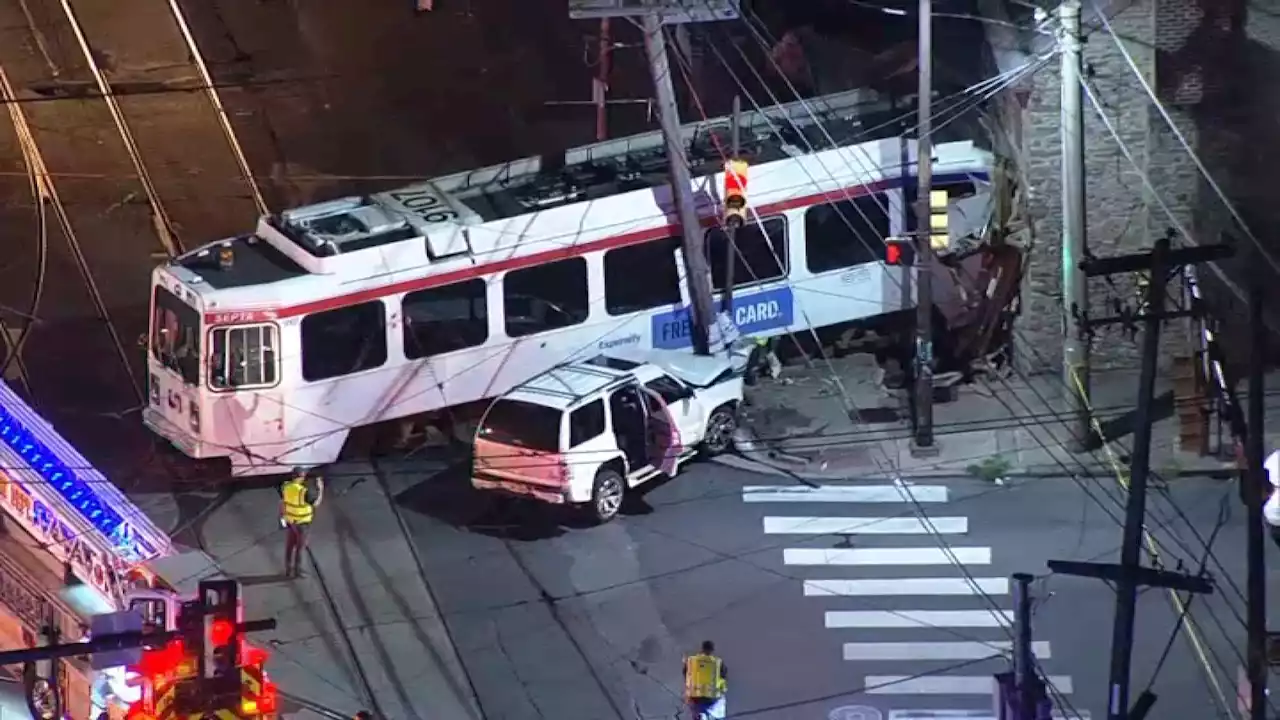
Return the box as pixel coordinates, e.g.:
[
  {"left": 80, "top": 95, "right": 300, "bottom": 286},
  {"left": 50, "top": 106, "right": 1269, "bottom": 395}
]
[{"left": 163, "top": 89, "right": 994, "bottom": 319}]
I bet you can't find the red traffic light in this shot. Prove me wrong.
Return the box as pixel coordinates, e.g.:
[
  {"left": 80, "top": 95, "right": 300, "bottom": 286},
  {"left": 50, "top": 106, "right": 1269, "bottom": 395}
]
[
  {"left": 886, "top": 242, "right": 903, "bottom": 265},
  {"left": 210, "top": 619, "right": 234, "bottom": 646},
  {"left": 885, "top": 238, "right": 914, "bottom": 266}
]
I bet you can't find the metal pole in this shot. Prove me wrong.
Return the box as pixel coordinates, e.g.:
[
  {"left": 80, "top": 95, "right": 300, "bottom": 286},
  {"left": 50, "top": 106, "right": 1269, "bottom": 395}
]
[
  {"left": 1105, "top": 236, "right": 1169, "bottom": 720},
  {"left": 642, "top": 13, "right": 715, "bottom": 355},
  {"left": 723, "top": 95, "right": 741, "bottom": 314},
  {"left": 1013, "top": 572, "right": 1036, "bottom": 720},
  {"left": 900, "top": 131, "right": 915, "bottom": 403},
  {"left": 1060, "top": 0, "right": 1093, "bottom": 449},
  {"left": 1246, "top": 270, "right": 1268, "bottom": 720},
  {"left": 912, "top": 0, "right": 936, "bottom": 451},
  {"left": 595, "top": 19, "right": 611, "bottom": 142}
]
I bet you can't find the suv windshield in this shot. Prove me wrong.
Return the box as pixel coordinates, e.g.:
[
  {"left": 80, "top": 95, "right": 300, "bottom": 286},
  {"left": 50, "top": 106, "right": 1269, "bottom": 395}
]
[
  {"left": 151, "top": 285, "right": 201, "bottom": 385},
  {"left": 479, "top": 399, "right": 562, "bottom": 452}
]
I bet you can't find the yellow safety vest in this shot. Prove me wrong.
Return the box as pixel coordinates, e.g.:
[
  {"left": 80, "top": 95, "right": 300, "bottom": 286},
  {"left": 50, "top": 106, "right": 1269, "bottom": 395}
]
[
  {"left": 683, "top": 654, "right": 724, "bottom": 699},
  {"left": 281, "top": 480, "right": 313, "bottom": 525}
]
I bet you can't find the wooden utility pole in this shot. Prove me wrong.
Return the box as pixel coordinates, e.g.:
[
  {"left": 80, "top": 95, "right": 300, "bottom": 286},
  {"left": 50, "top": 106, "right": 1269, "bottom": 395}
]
[
  {"left": 569, "top": 2, "right": 738, "bottom": 356},
  {"left": 1104, "top": 235, "right": 1168, "bottom": 720},
  {"left": 1049, "top": 237, "right": 1233, "bottom": 720},
  {"left": 640, "top": 14, "right": 716, "bottom": 355},
  {"left": 911, "top": 0, "right": 937, "bottom": 454},
  {"left": 594, "top": 19, "right": 611, "bottom": 141}
]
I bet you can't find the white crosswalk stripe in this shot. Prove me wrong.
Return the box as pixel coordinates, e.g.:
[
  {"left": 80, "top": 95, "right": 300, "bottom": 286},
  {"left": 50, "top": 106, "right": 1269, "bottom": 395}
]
[
  {"left": 742, "top": 482, "right": 1073, "bottom": 714},
  {"left": 764, "top": 516, "right": 969, "bottom": 535},
  {"left": 784, "top": 547, "right": 992, "bottom": 566},
  {"left": 843, "top": 641, "right": 1051, "bottom": 661},
  {"left": 804, "top": 577, "right": 1010, "bottom": 596}
]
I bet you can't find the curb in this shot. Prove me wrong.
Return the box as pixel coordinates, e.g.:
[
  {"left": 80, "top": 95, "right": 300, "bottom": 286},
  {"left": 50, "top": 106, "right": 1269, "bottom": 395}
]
[{"left": 723, "top": 426, "right": 1237, "bottom": 482}]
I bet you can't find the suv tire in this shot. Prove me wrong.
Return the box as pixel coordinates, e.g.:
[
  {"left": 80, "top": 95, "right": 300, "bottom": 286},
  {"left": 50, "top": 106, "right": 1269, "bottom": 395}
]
[
  {"left": 700, "top": 404, "right": 738, "bottom": 457},
  {"left": 588, "top": 467, "right": 626, "bottom": 524}
]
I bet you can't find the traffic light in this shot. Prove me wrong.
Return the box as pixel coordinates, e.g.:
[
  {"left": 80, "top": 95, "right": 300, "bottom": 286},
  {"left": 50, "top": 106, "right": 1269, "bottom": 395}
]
[
  {"left": 885, "top": 237, "right": 915, "bottom": 266},
  {"left": 928, "top": 190, "right": 950, "bottom": 250},
  {"left": 197, "top": 580, "right": 242, "bottom": 698},
  {"left": 723, "top": 159, "right": 749, "bottom": 228}
]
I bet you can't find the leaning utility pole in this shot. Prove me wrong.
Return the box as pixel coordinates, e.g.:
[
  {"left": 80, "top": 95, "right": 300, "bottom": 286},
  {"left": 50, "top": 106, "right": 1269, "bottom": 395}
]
[
  {"left": 1060, "top": 0, "right": 1093, "bottom": 449},
  {"left": 1245, "top": 268, "right": 1268, "bottom": 720},
  {"left": 641, "top": 14, "right": 717, "bottom": 355},
  {"left": 569, "top": 1, "right": 737, "bottom": 356},
  {"left": 1049, "top": 237, "right": 1233, "bottom": 720},
  {"left": 912, "top": 0, "right": 937, "bottom": 454}
]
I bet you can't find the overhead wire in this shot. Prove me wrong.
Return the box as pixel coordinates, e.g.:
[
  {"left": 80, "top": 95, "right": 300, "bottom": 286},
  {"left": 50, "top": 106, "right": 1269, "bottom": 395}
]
[
  {"left": 1072, "top": 63, "right": 1255, "bottom": 712},
  {"left": 711, "top": 5, "right": 1228, "bottom": 707},
  {"left": 663, "top": 18, "right": 1091, "bottom": 692},
  {"left": 153, "top": 47, "right": 1076, "bottom": 475},
  {"left": 1090, "top": 1, "right": 1280, "bottom": 285},
  {"left": 702, "top": 18, "right": 1097, "bottom": 715},
  {"left": 755, "top": 6, "right": 1250, "bottom": 702}
]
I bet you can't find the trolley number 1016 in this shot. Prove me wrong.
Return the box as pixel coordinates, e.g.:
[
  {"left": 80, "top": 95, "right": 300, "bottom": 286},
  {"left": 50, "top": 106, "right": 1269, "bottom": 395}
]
[{"left": 389, "top": 189, "right": 458, "bottom": 224}]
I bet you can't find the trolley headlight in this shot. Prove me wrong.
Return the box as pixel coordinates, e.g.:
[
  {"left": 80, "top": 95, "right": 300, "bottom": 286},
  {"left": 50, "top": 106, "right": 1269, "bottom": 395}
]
[
  {"left": 189, "top": 401, "right": 200, "bottom": 433},
  {"left": 149, "top": 376, "right": 160, "bottom": 405}
]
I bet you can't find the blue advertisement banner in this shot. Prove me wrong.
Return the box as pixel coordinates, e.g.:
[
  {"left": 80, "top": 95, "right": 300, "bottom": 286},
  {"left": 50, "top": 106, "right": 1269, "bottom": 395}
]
[{"left": 651, "top": 286, "right": 795, "bottom": 349}]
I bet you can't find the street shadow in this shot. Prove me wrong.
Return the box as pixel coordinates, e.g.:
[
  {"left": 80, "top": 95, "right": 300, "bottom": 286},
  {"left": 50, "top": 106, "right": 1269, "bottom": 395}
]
[
  {"left": 393, "top": 462, "right": 591, "bottom": 541},
  {"left": 1095, "top": 390, "right": 1174, "bottom": 445},
  {"left": 169, "top": 489, "right": 235, "bottom": 550},
  {"left": 235, "top": 573, "right": 291, "bottom": 587}
]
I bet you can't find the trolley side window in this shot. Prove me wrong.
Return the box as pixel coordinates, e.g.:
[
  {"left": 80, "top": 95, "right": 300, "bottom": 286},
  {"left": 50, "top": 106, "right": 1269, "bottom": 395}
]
[
  {"left": 300, "top": 301, "right": 389, "bottom": 381},
  {"left": 705, "top": 215, "right": 788, "bottom": 290},
  {"left": 804, "top": 195, "right": 889, "bottom": 273},
  {"left": 503, "top": 257, "right": 590, "bottom": 338},
  {"left": 403, "top": 279, "right": 490, "bottom": 359},
  {"left": 209, "top": 324, "right": 279, "bottom": 390},
  {"left": 604, "top": 237, "right": 682, "bottom": 315},
  {"left": 151, "top": 286, "right": 201, "bottom": 385}
]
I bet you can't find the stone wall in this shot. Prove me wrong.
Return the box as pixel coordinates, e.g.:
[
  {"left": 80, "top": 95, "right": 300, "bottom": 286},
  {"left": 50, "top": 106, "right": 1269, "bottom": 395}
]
[{"left": 1010, "top": 0, "right": 1280, "bottom": 378}]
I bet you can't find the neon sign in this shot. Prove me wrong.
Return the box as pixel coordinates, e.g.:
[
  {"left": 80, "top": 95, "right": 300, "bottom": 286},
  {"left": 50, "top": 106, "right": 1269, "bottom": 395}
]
[{"left": 0, "top": 380, "right": 170, "bottom": 600}]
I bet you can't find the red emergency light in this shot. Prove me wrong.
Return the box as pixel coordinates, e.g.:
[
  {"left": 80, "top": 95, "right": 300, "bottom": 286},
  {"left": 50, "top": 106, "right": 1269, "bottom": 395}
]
[
  {"left": 135, "top": 640, "right": 185, "bottom": 678},
  {"left": 242, "top": 643, "right": 269, "bottom": 667},
  {"left": 210, "top": 619, "right": 235, "bottom": 646},
  {"left": 260, "top": 681, "right": 279, "bottom": 714}
]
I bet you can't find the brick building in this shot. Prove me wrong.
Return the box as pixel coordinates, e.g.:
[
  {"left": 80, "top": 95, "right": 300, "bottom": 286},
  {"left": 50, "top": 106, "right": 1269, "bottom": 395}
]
[{"left": 985, "top": 0, "right": 1278, "bottom": 376}]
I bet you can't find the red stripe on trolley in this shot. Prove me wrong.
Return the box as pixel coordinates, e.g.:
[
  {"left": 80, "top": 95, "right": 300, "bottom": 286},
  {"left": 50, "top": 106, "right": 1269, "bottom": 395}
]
[{"left": 202, "top": 179, "right": 889, "bottom": 325}]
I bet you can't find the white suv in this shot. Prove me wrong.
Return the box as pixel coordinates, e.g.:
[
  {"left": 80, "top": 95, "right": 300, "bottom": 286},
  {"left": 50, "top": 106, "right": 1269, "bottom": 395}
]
[{"left": 471, "top": 349, "right": 744, "bottom": 523}]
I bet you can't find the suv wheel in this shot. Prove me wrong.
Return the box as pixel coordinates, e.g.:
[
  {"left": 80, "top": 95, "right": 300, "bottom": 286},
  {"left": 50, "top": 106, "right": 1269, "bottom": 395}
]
[
  {"left": 701, "top": 404, "right": 737, "bottom": 456},
  {"left": 588, "top": 467, "right": 625, "bottom": 524}
]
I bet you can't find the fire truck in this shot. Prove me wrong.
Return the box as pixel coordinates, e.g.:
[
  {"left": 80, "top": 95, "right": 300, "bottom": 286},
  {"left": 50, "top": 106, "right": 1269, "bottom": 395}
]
[{"left": 120, "top": 584, "right": 278, "bottom": 720}]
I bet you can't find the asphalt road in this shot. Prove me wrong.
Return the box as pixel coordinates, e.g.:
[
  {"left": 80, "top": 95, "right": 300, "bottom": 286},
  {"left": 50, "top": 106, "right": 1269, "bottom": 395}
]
[
  {"left": 153, "top": 449, "right": 1263, "bottom": 720},
  {"left": 374, "top": 457, "right": 1259, "bottom": 720}
]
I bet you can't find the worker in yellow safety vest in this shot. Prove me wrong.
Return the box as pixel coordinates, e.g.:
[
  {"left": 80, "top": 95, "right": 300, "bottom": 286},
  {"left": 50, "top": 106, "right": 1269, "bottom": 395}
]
[
  {"left": 280, "top": 467, "right": 323, "bottom": 579},
  {"left": 682, "top": 640, "right": 727, "bottom": 718}
]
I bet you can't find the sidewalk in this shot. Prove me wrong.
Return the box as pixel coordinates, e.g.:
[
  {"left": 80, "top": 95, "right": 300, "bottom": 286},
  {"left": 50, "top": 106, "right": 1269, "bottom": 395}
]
[
  {"left": 728, "top": 354, "right": 1278, "bottom": 481},
  {"left": 135, "top": 461, "right": 480, "bottom": 720}
]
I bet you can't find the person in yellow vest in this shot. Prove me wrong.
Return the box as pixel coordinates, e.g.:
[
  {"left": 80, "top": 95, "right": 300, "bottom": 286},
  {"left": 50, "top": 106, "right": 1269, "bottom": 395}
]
[
  {"left": 682, "top": 640, "right": 727, "bottom": 719},
  {"left": 281, "top": 467, "right": 323, "bottom": 579}
]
